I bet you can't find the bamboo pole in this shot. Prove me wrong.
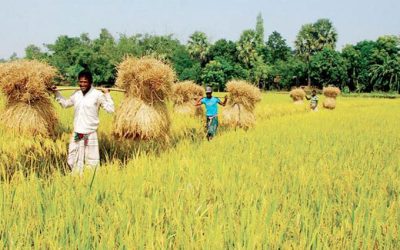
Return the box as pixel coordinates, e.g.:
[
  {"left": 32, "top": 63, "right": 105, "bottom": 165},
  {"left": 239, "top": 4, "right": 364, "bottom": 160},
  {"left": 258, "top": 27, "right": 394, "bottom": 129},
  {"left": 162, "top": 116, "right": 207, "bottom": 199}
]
[{"left": 56, "top": 87, "right": 126, "bottom": 93}]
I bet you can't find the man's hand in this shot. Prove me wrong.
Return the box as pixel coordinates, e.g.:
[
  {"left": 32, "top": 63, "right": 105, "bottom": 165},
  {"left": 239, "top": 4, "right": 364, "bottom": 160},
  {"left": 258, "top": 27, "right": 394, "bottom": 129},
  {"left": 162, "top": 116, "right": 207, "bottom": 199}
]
[
  {"left": 221, "top": 95, "right": 228, "bottom": 106},
  {"left": 99, "top": 87, "right": 110, "bottom": 94},
  {"left": 194, "top": 95, "right": 204, "bottom": 106},
  {"left": 50, "top": 85, "right": 58, "bottom": 92}
]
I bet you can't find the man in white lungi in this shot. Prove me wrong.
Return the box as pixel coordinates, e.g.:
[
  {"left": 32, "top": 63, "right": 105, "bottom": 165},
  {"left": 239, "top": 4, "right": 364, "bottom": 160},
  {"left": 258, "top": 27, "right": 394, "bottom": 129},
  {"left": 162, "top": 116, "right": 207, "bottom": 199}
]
[{"left": 52, "top": 70, "right": 114, "bottom": 173}]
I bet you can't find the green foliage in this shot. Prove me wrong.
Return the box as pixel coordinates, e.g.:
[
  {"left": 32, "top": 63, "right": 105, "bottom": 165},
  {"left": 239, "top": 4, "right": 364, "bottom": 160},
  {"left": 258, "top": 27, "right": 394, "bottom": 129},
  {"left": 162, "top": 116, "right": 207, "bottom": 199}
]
[
  {"left": 17, "top": 16, "right": 398, "bottom": 93},
  {"left": 370, "top": 56, "right": 400, "bottom": 92},
  {"left": 201, "top": 57, "right": 248, "bottom": 91},
  {"left": 255, "top": 13, "right": 265, "bottom": 45},
  {"left": 295, "top": 19, "right": 338, "bottom": 86},
  {"left": 271, "top": 57, "right": 307, "bottom": 89},
  {"left": 342, "top": 36, "right": 399, "bottom": 92},
  {"left": 25, "top": 45, "right": 47, "bottom": 61},
  {"left": 172, "top": 47, "right": 200, "bottom": 82},
  {"left": 264, "top": 31, "right": 292, "bottom": 63},
  {"left": 237, "top": 29, "right": 261, "bottom": 68},
  {"left": 187, "top": 31, "right": 210, "bottom": 67},
  {"left": 208, "top": 39, "right": 239, "bottom": 63},
  {"left": 310, "top": 48, "right": 347, "bottom": 88}
]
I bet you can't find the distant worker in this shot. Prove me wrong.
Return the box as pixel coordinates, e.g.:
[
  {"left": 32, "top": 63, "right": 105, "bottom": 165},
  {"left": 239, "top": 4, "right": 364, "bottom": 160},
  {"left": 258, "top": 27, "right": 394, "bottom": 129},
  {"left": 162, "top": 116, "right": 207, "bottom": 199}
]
[
  {"left": 51, "top": 70, "right": 115, "bottom": 174},
  {"left": 195, "top": 86, "right": 227, "bottom": 140},
  {"left": 305, "top": 89, "right": 319, "bottom": 111}
]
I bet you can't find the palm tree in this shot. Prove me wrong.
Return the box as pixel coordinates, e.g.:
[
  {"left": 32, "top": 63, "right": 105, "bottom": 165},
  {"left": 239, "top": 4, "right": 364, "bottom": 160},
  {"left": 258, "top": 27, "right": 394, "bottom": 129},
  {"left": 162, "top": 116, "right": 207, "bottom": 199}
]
[
  {"left": 187, "top": 31, "right": 210, "bottom": 67},
  {"left": 295, "top": 19, "right": 338, "bottom": 86},
  {"left": 237, "top": 29, "right": 260, "bottom": 68},
  {"left": 370, "top": 56, "right": 400, "bottom": 92}
]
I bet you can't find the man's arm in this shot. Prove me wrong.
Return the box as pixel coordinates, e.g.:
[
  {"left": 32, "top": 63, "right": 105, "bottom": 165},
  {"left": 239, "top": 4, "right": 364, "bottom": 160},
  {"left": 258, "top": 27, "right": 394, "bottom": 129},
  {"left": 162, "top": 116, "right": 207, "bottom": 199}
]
[
  {"left": 51, "top": 86, "right": 74, "bottom": 108},
  {"left": 218, "top": 95, "right": 228, "bottom": 106},
  {"left": 98, "top": 88, "right": 115, "bottom": 113},
  {"left": 194, "top": 96, "right": 204, "bottom": 106},
  {"left": 305, "top": 95, "right": 310, "bottom": 100}
]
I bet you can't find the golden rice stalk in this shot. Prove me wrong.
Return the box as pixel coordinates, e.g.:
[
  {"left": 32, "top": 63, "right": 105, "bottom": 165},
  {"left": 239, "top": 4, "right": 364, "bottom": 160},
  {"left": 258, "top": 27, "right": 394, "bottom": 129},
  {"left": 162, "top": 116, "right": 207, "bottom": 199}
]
[
  {"left": 226, "top": 80, "right": 261, "bottom": 111},
  {"left": 1, "top": 99, "right": 58, "bottom": 136},
  {"left": 221, "top": 104, "right": 255, "bottom": 129},
  {"left": 174, "top": 103, "right": 204, "bottom": 117},
  {"left": 115, "top": 57, "right": 175, "bottom": 103},
  {"left": 113, "top": 97, "right": 170, "bottom": 140},
  {"left": 172, "top": 81, "right": 204, "bottom": 116},
  {"left": 172, "top": 81, "right": 204, "bottom": 105},
  {"left": 289, "top": 88, "right": 306, "bottom": 103},
  {"left": 222, "top": 80, "right": 261, "bottom": 129},
  {"left": 323, "top": 86, "right": 341, "bottom": 98},
  {"left": 323, "top": 97, "right": 337, "bottom": 109},
  {"left": 0, "top": 60, "right": 57, "bottom": 104}
]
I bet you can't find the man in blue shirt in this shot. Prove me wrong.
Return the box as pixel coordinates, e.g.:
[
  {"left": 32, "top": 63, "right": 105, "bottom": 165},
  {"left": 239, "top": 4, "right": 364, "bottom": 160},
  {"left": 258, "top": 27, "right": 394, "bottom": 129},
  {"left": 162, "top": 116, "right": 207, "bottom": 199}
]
[{"left": 195, "top": 86, "right": 227, "bottom": 140}]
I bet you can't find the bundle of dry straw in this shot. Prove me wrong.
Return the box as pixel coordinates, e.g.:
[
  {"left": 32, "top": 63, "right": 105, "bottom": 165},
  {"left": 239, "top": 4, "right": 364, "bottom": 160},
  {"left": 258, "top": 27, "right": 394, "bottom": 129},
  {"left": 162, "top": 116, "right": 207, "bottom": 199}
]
[
  {"left": 172, "top": 81, "right": 204, "bottom": 116},
  {"left": 222, "top": 80, "right": 261, "bottom": 129},
  {"left": 113, "top": 57, "right": 175, "bottom": 140},
  {"left": 323, "top": 86, "right": 341, "bottom": 109},
  {"left": 289, "top": 88, "right": 306, "bottom": 104},
  {"left": 0, "top": 60, "right": 58, "bottom": 136}
]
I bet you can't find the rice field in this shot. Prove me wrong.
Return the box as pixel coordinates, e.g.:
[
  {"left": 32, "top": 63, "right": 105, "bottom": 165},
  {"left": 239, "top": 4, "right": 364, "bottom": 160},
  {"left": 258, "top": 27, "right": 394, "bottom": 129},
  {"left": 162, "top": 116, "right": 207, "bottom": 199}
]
[{"left": 0, "top": 92, "right": 399, "bottom": 248}]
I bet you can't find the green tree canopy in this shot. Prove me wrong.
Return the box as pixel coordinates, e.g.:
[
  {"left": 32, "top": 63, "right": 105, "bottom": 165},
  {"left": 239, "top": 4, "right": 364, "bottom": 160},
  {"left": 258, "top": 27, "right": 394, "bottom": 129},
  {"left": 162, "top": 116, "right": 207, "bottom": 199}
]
[{"left": 310, "top": 48, "right": 347, "bottom": 88}]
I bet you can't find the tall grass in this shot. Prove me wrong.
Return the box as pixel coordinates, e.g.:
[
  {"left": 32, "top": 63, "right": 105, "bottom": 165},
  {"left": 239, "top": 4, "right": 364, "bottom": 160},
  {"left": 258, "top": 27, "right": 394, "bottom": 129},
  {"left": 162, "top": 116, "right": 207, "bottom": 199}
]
[{"left": 0, "top": 93, "right": 399, "bottom": 248}]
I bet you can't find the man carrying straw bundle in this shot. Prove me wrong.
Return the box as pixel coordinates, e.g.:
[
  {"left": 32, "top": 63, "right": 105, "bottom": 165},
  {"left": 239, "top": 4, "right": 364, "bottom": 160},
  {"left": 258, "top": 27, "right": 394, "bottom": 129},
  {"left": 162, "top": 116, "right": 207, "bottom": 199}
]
[
  {"left": 51, "top": 70, "right": 114, "bottom": 174},
  {"left": 195, "top": 86, "right": 227, "bottom": 140},
  {"left": 305, "top": 90, "right": 318, "bottom": 111}
]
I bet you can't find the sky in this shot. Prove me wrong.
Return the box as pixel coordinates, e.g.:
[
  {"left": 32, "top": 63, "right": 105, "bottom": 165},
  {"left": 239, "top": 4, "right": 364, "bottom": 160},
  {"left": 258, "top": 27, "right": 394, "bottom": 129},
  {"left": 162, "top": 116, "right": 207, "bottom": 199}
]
[{"left": 0, "top": 0, "right": 399, "bottom": 59}]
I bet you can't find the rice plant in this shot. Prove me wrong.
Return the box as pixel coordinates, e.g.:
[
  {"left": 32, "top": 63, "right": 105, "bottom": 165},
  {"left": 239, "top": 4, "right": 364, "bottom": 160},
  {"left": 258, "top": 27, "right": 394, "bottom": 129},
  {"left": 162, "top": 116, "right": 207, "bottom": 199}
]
[{"left": 0, "top": 92, "right": 399, "bottom": 248}]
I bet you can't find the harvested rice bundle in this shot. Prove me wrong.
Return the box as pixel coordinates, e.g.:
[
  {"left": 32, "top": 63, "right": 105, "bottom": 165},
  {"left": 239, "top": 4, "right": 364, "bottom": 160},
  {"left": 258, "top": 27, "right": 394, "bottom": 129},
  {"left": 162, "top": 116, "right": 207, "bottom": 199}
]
[
  {"left": 323, "top": 86, "right": 341, "bottom": 109},
  {"left": 113, "top": 57, "right": 175, "bottom": 140},
  {"left": 113, "top": 98, "right": 170, "bottom": 140},
  {"left": 2, "top": 99, "right": 58, "bottom": 136},
  {"left": 222, "top": 80, "right": 261, "bottom": 129},
  {"left": 323, "top": 86, "right": 340, "bottom": 98},
  {"left": 172, "top": 81, "right": 204, "bottom": 116},
  {"left": 222, "top": 103, "right": 256, "bottom": 129},
  {"left": 0, "top": 60, "right": 57, "bottom": 103},
  {"left": 289, "top": 88, "right": 306, "bottom": 104},
  {"left": 115, "top": 57, "right": 175, "bottom": 102},
  {"left": 226, "top": 80, "right": 261, "bottom": 110},
  {"left": 0, "top": 60, "right": 58, "bottom": 136}
]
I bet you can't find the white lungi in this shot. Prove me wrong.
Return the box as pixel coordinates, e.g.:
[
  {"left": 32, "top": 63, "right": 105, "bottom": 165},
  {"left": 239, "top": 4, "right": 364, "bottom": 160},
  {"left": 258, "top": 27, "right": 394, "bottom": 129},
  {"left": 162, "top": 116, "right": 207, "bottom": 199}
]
[{"left": 67, "top": 132, "right": 100, "bottom": 173}]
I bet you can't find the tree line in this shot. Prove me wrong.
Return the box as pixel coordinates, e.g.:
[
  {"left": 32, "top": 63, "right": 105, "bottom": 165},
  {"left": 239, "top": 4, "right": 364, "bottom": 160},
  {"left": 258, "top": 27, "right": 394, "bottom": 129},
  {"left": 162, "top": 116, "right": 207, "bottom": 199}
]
[{"left": 3, "top": 14, "right": 400, "bottom": 93}]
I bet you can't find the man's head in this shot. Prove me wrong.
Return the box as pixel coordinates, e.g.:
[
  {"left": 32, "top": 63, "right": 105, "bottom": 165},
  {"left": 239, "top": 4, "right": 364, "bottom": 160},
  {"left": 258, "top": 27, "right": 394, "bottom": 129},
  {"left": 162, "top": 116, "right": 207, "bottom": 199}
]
[
  {"left": 78, "top": 70, "right": 93, "bottom": 94},
  {"left": 205, "top": 86, "right": 212, "bottom": 98},
  {"left": 312, "top": 90, "right": 317, "bottom": 96}
]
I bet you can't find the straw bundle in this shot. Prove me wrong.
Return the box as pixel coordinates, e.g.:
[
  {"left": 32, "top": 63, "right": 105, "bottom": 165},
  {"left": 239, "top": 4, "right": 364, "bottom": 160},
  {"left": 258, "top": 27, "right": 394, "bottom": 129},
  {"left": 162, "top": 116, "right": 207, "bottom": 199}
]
[
  {"left": 289, "top": 88, "right": 306, "bottom": 104},
  {"left": 222, "top": 80, "right": 261, "bottom": 129},
  {"left": 323, "top": 86, "right": 341, "bottom": 109},
  {"left": 113, "top": 98, "right": 169, "bottom": 140},
  {"left": 172, "top": 81, "right": 204, "bottom": 116},
  {"left": 0, "top": 60, "right": 58, "bottom": 136},
  {"left": 115, "top": 57, "right": 175, "bottom": 102},
  {"left": 113, "top": 57, "right": 175, "bottom": 140}
]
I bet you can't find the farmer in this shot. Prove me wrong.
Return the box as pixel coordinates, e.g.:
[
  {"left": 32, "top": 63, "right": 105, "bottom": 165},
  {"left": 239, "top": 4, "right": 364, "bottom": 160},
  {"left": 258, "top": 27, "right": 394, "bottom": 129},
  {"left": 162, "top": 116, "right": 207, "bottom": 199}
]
[
  {"left": 51, "top": 70, "right": 114, "bottom": 174},
  {"left": 305, "top": 89, "right": 319, "bottom": 111},
  {"left": 195, "top": 86, "right": 227, "bottom": 140}
]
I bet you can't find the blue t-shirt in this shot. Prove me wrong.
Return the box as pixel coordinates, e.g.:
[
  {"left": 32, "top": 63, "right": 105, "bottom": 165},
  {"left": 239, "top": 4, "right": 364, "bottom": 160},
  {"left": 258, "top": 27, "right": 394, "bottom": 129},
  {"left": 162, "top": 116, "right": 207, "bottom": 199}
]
[{"left": 201, "top": 97, "right": 220, "bottom": 116}]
